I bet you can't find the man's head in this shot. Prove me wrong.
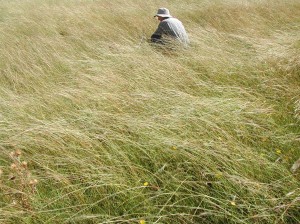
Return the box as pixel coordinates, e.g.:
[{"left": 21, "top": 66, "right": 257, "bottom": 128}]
[{"left": 154, "top": 8, "right": 172, "bottom": 19}]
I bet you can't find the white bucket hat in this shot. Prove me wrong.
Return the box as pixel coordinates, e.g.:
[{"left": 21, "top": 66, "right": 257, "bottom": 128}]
[{"left": 154, "top": 8, "right": 172, "bottom": 18}]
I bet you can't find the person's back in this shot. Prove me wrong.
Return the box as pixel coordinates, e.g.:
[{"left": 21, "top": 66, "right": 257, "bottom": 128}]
[
  {"left": 158, "top": 17, "right": 189, "bottom": 45},
  {"left": 151, "top": 8, "right": 189, "bottom": 46}
]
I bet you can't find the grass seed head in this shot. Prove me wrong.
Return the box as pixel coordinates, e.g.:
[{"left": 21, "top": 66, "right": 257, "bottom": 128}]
[
  {"left": 10, "top": 163, "right": 17, "bottom": 170},
  {"left": 29, "top": 179, "right": 38, "bottom": 185},
  {"left": 21, "top": 161, "right": 28, "bottom": 169},
  {"left": 15, "top": 149, "right": 22, "bottom": 157}
]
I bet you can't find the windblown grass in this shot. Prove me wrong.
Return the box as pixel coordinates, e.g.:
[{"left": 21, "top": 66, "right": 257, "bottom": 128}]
[{"left": 0, "top": 0, "right": 299, "bottom": 223}]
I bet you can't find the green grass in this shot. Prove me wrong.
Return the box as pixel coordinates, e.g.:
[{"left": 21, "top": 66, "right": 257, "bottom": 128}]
[{"left": 0, "top": 0, "right": 300, "bottom": 223}]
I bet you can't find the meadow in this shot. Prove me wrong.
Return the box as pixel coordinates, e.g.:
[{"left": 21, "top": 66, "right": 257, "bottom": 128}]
[{"left": 0, "top": 0, "right": 299, "bottom": 223}]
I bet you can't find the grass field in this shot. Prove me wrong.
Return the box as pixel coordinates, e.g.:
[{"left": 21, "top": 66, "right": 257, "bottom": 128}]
[{"left": 0, "top": 0, "right": 300, "bottom": 223}]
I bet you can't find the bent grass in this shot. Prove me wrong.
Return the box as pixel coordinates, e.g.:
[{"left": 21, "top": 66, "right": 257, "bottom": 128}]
[{"left": 0, "top": 0, "right": 300, "bottom": 223}]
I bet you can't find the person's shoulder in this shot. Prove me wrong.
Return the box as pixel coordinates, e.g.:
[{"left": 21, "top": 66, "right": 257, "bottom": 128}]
[
  {"left": 160, "top": 19, "right": 170, "bottom": 23},
  {"left": 166, "top": 17, "right": 181, "bottom": 23},
  {"left": 159, "top": 19, "right": 170, "bottom": 26}
]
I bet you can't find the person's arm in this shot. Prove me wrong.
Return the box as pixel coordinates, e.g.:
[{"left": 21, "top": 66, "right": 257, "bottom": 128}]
[
  {"left": 150, "top": 34, "right": 162, "bottom": 42},
  {"left": 151, "top": 22, "right": 165, "bottom": 42}
]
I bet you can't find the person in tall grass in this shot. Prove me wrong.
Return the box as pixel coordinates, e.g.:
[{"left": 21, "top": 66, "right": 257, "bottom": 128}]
[{"left": 151, "top": 8, "right": 189, "bottom": 46}]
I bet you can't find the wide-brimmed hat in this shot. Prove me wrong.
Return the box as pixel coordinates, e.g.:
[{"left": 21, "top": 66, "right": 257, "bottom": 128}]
[{"left": 154, "top": 8, "right": 172, "bottom": 18}]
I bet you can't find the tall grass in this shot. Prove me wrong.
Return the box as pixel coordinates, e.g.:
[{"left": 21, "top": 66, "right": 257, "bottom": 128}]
[{"left": 0, "top": 0, "right": 299, "bottom": 223}]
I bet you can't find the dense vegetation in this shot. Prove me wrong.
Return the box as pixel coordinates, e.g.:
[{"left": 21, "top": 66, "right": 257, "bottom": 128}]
[{"left": 0, "top": 0, "right": 299, "bottom": 223}]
